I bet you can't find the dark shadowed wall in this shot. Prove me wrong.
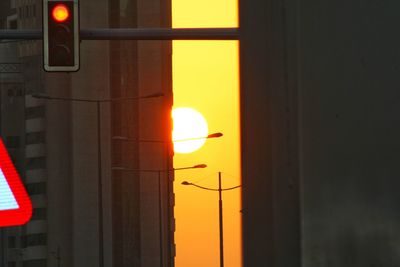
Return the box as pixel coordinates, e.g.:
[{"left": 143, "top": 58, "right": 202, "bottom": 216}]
[{"left": 240, "top": 0, "right": 400, "bottom": 266}]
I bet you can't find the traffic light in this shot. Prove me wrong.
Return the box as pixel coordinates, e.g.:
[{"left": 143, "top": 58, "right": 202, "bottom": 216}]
[{"left": 43, "top": 0, "right": 79, "bottom": 72}]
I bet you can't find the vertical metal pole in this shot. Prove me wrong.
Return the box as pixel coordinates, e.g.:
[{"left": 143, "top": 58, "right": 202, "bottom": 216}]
[
  {"left": 165, "top": 143, "right": 172, "bottom": 267},
  {"left": 218, "top": 172, "right": 224, "bottom": 267},
  {"left": 0, "top": 229, "right": 4, "bottom": 266},
  {"left": 97, "top": 101, "right": 104, "bottom": 267},
  {"left": 158, "top": 170, "right": 164, "bottom": 267},
  {"left": 57, "top": 245, "right": 61, "bottom": 267}
]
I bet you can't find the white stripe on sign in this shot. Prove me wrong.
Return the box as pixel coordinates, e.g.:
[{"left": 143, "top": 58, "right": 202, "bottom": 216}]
[{"left": 0, "top": 168, "right": 19, "bottom": 210}]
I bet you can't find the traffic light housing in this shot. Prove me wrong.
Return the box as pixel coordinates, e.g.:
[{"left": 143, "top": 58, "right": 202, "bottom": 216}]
[{"left": 43, "top": 0, "right": 79, "bottom": 72}]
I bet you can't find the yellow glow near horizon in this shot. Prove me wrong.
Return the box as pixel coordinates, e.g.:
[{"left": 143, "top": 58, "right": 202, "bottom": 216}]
[
  {"left": 172, "top": 0, "right": 240, "bottom": 267},
  {"left": 172, "top": 107, "right": 209, "bottom": 154}
]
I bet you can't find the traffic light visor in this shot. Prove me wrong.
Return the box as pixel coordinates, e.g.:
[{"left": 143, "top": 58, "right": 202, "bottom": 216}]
[{"left": 52, "top": 4, "right": 70, "bottom": 22}]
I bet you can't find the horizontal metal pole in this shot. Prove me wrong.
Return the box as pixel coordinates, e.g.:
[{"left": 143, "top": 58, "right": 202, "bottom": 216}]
[
  {"left": 0, "top": 29, "right": 42, "bottom": 40},
  {"left": 0, "top": 28, "right": 239, "bottom": 41}
]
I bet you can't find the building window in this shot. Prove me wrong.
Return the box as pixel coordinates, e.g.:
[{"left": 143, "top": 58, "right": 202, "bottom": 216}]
[
  {"left": 25, "top": 182, "right": 46, "bottom": 195},
  {"left": 26, "top": 157, "right": 46, "bottom": 170},
  {"left": 7, "top": 87, "right": 23, "bottom": 98},
  {"left": 26, "top": 132, "right": 46, "bottom": 145},
  {"left": 31, "top": 208, "right": 47, "bottom": 220},
  {"left": 25, "top": 106, "right": 45, "bottom": 120},
  {"left": 8, "top": 236, "right": 16, "bottom": 248},
  {"left": 6, "top": 136, "right": 20, "bottom": 149},
  {"left": 8, "top": 20, "right": 17, "bottom": 29},
  {"left": 21, "top": 233, "right": 47, "bottom": 248}
]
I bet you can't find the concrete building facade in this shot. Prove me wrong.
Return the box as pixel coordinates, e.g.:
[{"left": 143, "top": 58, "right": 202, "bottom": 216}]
[
  {"left": 240, "top": 0, "right": 400, "bottom": 266},
  {"left": 0, "top": 1, "right": 173, "bottom": 267}
]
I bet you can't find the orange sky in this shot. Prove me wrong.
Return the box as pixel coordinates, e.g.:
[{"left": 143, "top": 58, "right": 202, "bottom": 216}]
[{"left": 172, "top": 1, "right": 240, "bottom": 267}]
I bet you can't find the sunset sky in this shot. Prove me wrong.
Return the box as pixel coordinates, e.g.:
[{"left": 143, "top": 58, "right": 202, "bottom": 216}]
[{"left": 172, "top": 1, "right": 240, "bottom": 267}]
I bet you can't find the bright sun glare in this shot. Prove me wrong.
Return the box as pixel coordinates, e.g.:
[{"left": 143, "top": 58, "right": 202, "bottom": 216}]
[{"left": 172, "top": 107, "right": 208, "bottom": 154}]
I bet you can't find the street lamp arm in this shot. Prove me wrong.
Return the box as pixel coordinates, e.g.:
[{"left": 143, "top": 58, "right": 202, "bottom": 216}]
[
  {"left": 112, "top": 136, "right": 165, "bottom": 143},
  {"left": 221, "top": 185, "right": 242, "bottom": 191},
  {"left": 32, "top": 93, "right": 99, "bottom": 103},
  {"left": 112, "top": 167, "right": 160, "bottom": 173},
  {"left": 32, "top": 92, "right": 163, "bottom": 102},
  {"left": 181, "top": 182, "right": 241, "bottom": 191},
  {"left": 113, "top": 132, "right": 223, "bottom": 143},
  {"left": 187, "top": 183, "right": 220, "bottom": 191},
  {"left": 100, "top": 92, "right": 164, "bottom": 102},
  {"left": 174, "top": 164, "right": 207, "bottom": 171},
  {"left": 112, "top": 164, "right": 207, "bottom": 173},
  {"left": 173, "top": 132, "right": 223, "bottom": 142}
]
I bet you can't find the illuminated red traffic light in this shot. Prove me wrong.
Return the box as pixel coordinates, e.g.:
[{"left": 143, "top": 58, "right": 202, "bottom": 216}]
[
  {"left": 52, "top": 4, "right": 70, "bottom": 22},
  {"left": 43, "top": 0, "right": 79, "bottom": 72}
]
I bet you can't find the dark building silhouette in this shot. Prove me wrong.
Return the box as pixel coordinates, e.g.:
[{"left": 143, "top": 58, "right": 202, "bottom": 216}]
[
  {"left": 0, "top": 0, "right": 173, "bottom": 267},
  {"left": 240, "top": 0, "right": 400, "bottom": 266}
]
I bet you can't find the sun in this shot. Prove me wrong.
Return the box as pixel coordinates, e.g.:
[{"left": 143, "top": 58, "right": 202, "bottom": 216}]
[{"left": 172, "top": 107, "right": 209, "bottom": 154}]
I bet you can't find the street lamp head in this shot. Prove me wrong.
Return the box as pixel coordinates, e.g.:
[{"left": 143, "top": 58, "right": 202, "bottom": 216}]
[
  {"left": 181, "top": 181, "right": 192, "bottom": 186},
  {"left": 193, "top": 164, "right": 207, "bottom": 169},
  {"left": 207, "top": 132, "right": 223, "bottom": 138},
  {"left": 173, "top": 164, "right": 207, "bottom": 171}
]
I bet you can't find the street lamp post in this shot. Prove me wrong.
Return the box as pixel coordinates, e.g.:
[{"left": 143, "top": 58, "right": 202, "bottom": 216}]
[
  {"left": 112, "top": 132, "right": 222, "bottom": 267},
  {"left": 181, "top": 172, "right": 241, "bottom": 267},
  {"left": 218, "top": 173, "right": 224, "bottom": 267},
  {"left": 112, "top": 164, "right": 207, "bottom": 267},
  {"left": 32, "top": 92, "right": 163, "bottom": 267}
]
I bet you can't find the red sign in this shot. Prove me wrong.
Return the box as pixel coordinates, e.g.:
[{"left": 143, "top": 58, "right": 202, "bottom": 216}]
[{"left": 0, "top": 139, "right": 32, "bottom": 227}]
